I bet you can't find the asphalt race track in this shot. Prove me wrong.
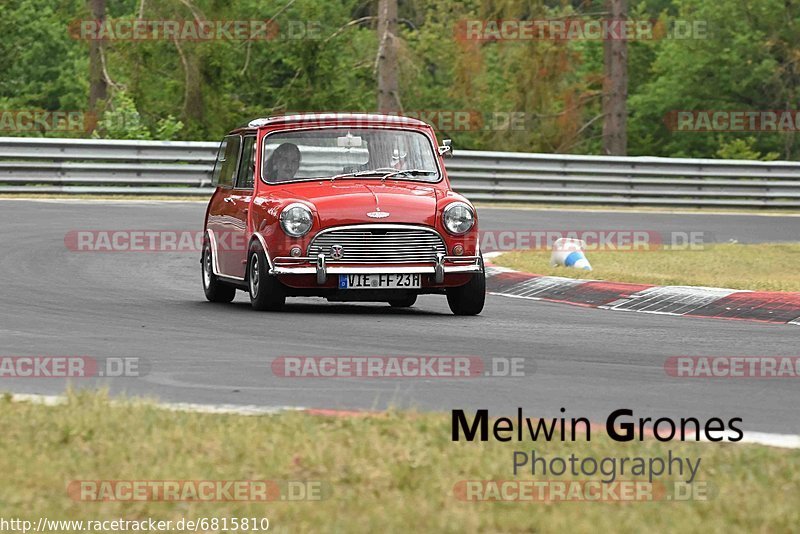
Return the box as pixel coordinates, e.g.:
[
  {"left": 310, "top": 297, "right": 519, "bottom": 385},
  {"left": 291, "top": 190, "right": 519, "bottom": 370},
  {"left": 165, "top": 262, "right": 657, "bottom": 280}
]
[
  {"left": 477, "top": 206, "right": 800, "bottom": 244},
  {"left": 0, "top": 199, "right": 798, "bottom": 434}
]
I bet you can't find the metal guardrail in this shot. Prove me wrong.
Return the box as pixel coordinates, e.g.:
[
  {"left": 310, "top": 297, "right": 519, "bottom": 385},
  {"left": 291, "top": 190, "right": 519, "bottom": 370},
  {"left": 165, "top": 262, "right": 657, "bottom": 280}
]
[{"left": 1, "top": 137, "right": 799, "bottom": 207}]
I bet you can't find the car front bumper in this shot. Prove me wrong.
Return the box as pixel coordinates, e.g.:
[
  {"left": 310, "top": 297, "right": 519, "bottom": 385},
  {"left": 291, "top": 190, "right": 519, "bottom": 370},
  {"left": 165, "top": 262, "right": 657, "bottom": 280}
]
[{"left": 270, "top": 253, "right": 483, "bottom": 285}]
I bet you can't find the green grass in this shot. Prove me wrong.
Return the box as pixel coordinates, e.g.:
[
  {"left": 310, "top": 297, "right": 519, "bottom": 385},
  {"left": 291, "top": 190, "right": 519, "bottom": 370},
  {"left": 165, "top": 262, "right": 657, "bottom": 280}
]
[
  {"left": 0, "top": 391, "right": 798, "bottom": 533},
  {"left": 492, "top": 243, "right": 800, "bottom": 291}
]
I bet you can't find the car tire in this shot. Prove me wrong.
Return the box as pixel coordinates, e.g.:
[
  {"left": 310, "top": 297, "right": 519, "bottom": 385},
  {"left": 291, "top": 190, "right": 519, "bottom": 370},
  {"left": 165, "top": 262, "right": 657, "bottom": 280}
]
[
  {"left": 446, "top": 259, "right": 486, "bottom": 316},
  {"left": 202, "top": 239, "right": 237, "bottom": 303},
  {"left": 388, "top": 295, "right": 417, "bottom": 308},
  {"left": 247, "top": 243, "right": 286, "bottom": 311}
]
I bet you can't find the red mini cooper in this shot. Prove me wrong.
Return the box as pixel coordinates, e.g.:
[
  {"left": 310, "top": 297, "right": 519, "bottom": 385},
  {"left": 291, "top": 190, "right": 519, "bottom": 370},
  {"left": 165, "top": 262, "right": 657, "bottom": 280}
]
[{"left": 201, "top": 113, "right": 485, "bottom": 315}]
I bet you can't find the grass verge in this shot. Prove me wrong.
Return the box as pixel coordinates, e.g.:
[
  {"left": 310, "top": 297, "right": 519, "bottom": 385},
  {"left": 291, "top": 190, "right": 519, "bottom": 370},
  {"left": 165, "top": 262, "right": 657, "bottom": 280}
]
[
  {"left": 0, "top": 391, "right": 797, "bottom": 533},
  {"left": 492, "top": 243, "right": 800, "bottom": 291}
]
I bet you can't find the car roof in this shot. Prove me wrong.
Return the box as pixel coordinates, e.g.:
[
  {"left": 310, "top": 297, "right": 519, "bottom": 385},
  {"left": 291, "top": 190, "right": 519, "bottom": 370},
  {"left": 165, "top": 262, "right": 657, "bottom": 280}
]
[{"left": 245, "top": 113, "right": 429, "bottom": 129}]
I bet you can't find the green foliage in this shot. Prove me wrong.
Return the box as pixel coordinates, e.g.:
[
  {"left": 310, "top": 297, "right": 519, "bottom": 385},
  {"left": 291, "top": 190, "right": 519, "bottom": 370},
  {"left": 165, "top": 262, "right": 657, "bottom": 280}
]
[
  {"left": 0, "top": 0, "right": 796, "bottom": 160},
  {"left": 90, "top": 91, "right": 184, "bottom": 140},
  {"left": 628, "top": 0, "right": 800, "bottom": 159},
  {"left": 155, "top": 115, "right": 185, "bottom": 140},
  {"left": 715, "top": 137, "right": 779, "bottom": 161},
  {"left": 91, "top": 92, "right": 151, "bottom": 139}
]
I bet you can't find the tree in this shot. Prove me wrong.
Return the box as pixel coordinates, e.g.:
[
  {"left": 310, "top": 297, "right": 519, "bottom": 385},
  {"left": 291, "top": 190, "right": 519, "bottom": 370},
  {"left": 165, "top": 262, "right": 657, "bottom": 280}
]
[
  {"left": 376, "top": 0, "right": 400, "bottom": 112},
  {"left": 627, "top": 0, "right": 799, "bottom": 159},
  {"left": 602, "top": 0, "right": 628, "bottom": 155},
  {"left": 87, "top": 0, "right": 107, "bottom": 117}
]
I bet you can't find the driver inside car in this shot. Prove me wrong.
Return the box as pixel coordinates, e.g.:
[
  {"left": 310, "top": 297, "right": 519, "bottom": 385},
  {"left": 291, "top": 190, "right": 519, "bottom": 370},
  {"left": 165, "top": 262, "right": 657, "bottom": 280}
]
[
  {"left": 267, "top": 142, "right": 301, "bottom": 182},
  {"left": 390, "top": 148, "right": 407, "bottom": 170}
]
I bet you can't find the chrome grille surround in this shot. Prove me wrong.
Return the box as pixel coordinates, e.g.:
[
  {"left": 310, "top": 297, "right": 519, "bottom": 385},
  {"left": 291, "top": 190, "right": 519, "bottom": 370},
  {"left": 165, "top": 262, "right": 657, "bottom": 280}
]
[{"left": 307, "top": 224, "right": 447, "bottom": 264}]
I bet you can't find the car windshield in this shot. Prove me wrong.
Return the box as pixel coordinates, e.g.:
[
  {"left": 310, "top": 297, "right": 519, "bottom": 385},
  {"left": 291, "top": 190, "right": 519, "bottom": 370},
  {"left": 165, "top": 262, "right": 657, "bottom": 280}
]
[{"left": 261, "top": 128, "right": 440, "bottom": 184}]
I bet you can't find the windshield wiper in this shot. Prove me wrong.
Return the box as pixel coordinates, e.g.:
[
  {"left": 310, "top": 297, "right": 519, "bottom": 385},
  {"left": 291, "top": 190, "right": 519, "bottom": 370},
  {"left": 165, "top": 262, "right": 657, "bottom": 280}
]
[
  {"left": 379, "top": 169, "right": 436, "bottom": 181},
  {"left": 329, "top": 169, "right": 392, "bottom": 182},
  {"left": 329, "top": 168, "right": 437, "bottom": 182}
]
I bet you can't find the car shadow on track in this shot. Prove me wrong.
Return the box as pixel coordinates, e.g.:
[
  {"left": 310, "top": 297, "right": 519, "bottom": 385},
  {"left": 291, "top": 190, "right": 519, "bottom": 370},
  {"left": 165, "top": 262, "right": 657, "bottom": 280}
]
[{"left": 190, "top": 299, "right": 453, "bottom": 316}]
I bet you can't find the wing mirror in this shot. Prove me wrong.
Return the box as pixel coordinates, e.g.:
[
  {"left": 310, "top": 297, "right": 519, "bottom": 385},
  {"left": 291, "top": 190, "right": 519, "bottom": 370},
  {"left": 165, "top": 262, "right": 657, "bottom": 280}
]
[{"left": 438, "top": 139, "right": 453, "bottom": 158}]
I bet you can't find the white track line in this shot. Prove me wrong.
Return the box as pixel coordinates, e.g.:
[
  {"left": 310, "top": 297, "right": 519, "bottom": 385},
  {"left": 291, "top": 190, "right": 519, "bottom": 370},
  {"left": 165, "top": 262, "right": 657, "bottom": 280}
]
[
  {"left": 696, "top": 429, "right": 800, "bottom": 449},
  {"left": 9, "top": 393, "right": 65, "bottom": 405},
  {"left": 7, "top": 393, "right": 305, "bottom": 416}
]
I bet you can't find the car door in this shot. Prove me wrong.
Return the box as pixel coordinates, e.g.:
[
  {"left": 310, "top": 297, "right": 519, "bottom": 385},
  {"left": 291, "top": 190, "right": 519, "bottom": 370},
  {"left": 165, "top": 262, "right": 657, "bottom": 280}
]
[
  {"left": 225, "top": 135, "right": 257, "bottom": 279},
  {"left": 207, "top": 134, "right": 243, "bottom": 278}
]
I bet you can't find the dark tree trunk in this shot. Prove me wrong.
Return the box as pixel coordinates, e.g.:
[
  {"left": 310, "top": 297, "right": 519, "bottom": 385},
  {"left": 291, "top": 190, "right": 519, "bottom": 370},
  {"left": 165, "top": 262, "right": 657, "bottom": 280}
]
[
  {"left": 377, "top": 0, "right": 400, "bottom": 113},
  {"left": 88, "top": 0, "right": 107, "bottom": 117},
  {"left": 182, "top": 50, "right": 204, "bottom": 126},
  {"left": 602, "top": 0, "right": 628, "bottom": 155}
]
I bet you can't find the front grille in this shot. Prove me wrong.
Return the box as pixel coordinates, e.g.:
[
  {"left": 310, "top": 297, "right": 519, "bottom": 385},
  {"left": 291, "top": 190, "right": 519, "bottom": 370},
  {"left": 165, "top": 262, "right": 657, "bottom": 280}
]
[{"left": 307, "top": 225, "right": 446, "bottom": 264}]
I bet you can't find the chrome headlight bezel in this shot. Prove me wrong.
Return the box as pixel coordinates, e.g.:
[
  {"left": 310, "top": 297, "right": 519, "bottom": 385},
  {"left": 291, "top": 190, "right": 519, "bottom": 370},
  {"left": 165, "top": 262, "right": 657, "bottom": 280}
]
[
  {"left": 279, "top": 202, "right": 314, "bottom": 237},
  {"left": 442, "top": 201, "right": 475, "bottom": 235}
]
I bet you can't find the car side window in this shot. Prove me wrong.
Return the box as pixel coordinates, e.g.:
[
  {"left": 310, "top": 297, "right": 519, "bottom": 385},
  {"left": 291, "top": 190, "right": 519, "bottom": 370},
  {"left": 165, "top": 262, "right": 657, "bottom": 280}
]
[
  {"left": 235, "top": 136, "right": 256, "bottom": 190},
  {"left": 211, "top": 135, "right": 241, "bottom": 188}
]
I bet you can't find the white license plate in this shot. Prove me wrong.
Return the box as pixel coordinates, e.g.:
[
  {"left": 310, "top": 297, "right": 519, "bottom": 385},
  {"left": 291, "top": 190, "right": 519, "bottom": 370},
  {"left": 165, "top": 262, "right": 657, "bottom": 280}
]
[{"left": 339, "top": 274, "right": 421, "bottom": 289}]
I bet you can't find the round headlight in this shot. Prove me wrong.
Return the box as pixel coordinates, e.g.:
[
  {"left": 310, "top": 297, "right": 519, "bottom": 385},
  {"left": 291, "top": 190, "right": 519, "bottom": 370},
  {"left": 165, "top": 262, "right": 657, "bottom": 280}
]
[
  {"left": 442, "top": 202, "right": 475, "bottom": 235},
  {"left": 280, "top": 203, "right": 313, "bottom": 237}
]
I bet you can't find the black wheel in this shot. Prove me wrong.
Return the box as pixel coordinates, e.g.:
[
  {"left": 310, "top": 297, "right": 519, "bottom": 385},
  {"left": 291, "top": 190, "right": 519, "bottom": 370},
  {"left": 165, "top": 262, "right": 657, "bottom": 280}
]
[
  {"left": 202, "top": 239, "right": 236, "bottom": 303},
  {"left": 388, "top": 295, "right": 417, "bottom": 308},
  {"left": 446, "top": 260, "right": 486, "bottom": 316},
  {"left": 247, "top": 243, "right": 286, "bottom": 311}
]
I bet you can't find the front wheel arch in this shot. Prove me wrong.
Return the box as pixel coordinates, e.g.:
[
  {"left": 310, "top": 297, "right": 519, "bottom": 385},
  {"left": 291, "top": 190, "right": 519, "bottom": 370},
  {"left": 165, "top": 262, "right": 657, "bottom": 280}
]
[
  {"left": 246, "top": 240, "right": 285, "bottom": 311},
  {"left": 245, "top": 234, "right": 273, "bottom": 280}
]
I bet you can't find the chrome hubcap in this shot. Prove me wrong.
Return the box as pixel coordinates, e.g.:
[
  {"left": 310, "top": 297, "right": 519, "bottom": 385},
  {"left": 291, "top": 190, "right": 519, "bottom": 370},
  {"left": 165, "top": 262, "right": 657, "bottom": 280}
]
[
  {"left": 250, "top": 254, "right": 260, "bottom": 296},
  {"left": 203, "top": 247, "right": 212, "bottom": 288}
]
